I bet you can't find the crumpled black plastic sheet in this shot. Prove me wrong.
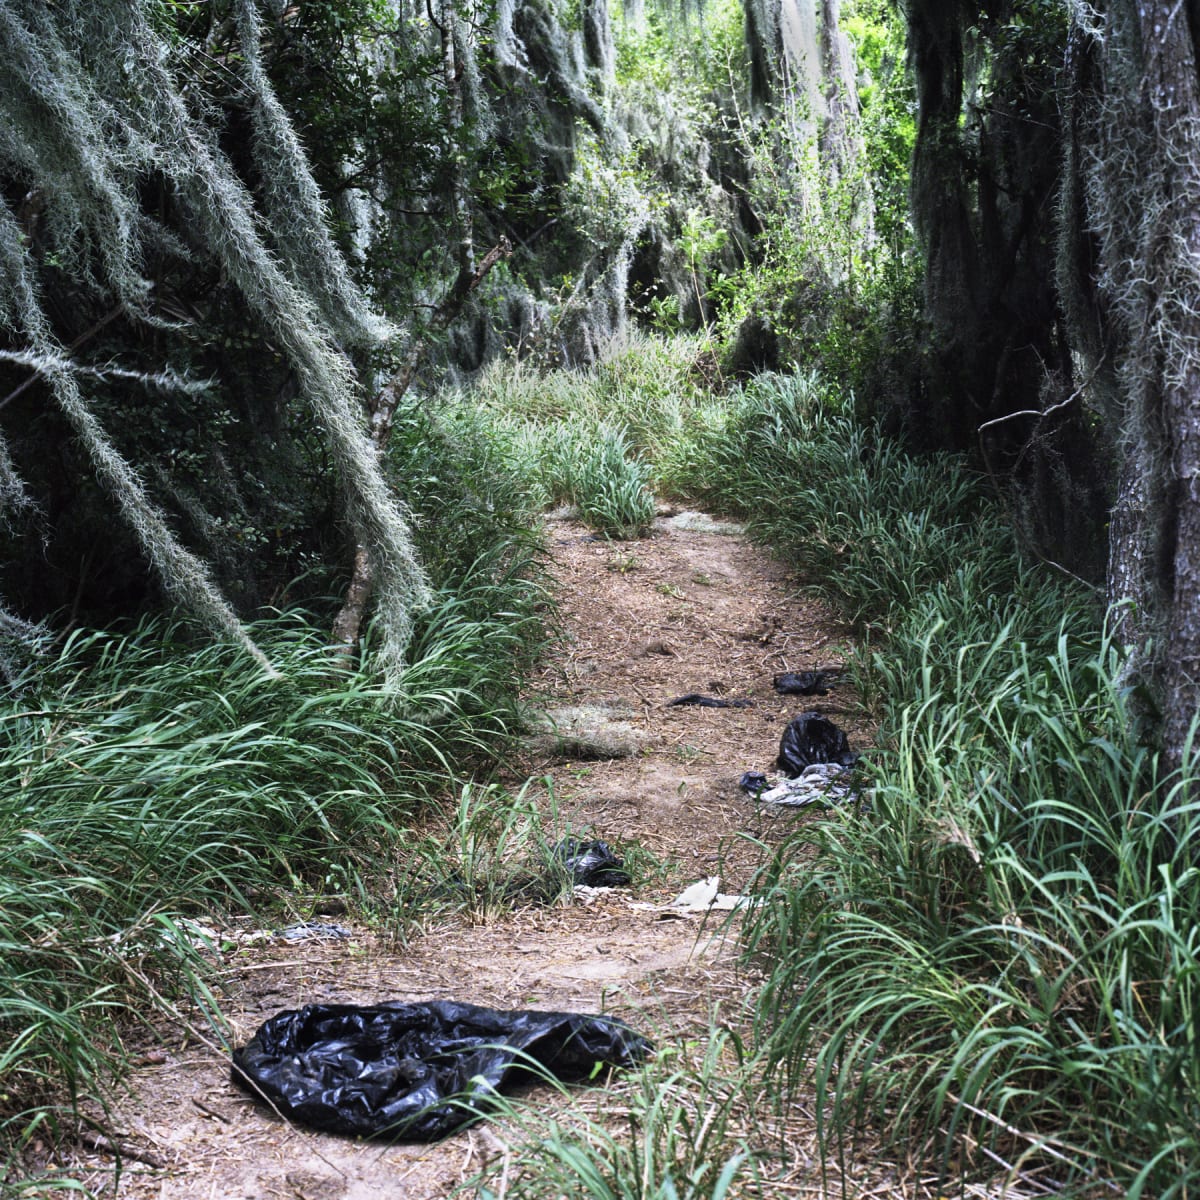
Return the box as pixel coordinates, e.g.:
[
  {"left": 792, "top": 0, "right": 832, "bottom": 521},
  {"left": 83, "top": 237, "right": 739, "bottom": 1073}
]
[
  {"left": 556, "top": 838, "right": 630, "bottom": 887},
  {"left": 773, "top": 671, "right": 831, "bottom": 696},
  {"left": 665, "top": 693, "right": 754, "bottom": 708},
  {"left": 231, "top": 999, "right": 651, "bottom": 1141},
  {"left": 739, "top": 770, "right": 769, "bottom": 796},
  {"left": 777, "top": 711, "right": 858, "bottom": 776}
]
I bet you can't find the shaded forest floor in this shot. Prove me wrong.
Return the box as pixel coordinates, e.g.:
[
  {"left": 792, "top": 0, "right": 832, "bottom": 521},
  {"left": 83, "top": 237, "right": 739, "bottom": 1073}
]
[{"left": 53, "top": 509, "right": 920, "bottom": 1200}]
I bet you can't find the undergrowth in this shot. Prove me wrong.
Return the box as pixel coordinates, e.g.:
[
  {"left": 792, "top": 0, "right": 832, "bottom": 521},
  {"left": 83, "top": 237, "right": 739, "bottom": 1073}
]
[
  {"left": 398, "top": 780, "right": 651, "bottom": 925},
  {"left": 462, "top": 1021, "right": 767, "bottom": 1200},
  {"left": 443, "top": 353, "right": 1200, "bottom": 1192},
  {"left": 666, "top": 372, "right": 1200, "bottom": 1195},
  {"left": 0, "top": 397, "right": 549, "bottom": 1182},
  {"left": 456, "top": 334, "right": 707, "bottom": 537},
  {"left": 12, "top": 348, "right": 1198, "bottom": 1196}
]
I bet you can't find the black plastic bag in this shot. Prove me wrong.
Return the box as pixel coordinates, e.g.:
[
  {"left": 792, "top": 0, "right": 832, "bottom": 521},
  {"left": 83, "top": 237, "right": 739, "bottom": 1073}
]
[
  {"left": 773, "top": 671, "right": 830, "bottom": 696},
  {"left": 666, "top": 694, "right": 754, "bottom": 708},
  {"left": 555, "top": 838, "right": 630, "bottom": 887},
  {"left": 232, "top": 999, "right": 651, "bottom": 1141},
  {"left": 777, "top": 711, "right": 857, "bottom": 776},
  {"left": 739, "top": 770, "right": 769, "bottom": 796}
]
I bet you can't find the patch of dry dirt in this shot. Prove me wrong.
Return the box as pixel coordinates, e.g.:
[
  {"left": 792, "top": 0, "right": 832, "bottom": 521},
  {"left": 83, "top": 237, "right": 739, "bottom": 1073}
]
[{"left": 54, "top": 512, "right": 888, "bottom": 1200}]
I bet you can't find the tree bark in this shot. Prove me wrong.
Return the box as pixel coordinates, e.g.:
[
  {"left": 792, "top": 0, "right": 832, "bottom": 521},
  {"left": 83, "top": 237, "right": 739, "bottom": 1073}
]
[
  {"left": 1140, "top": 3, "right": 1200, "bottom": 766},
  {"left": 817, "top": 0, "right": 855, "bottom": 181},
  {"left": 1078, "top": 1, "right": 1200, "bottom": 769}
]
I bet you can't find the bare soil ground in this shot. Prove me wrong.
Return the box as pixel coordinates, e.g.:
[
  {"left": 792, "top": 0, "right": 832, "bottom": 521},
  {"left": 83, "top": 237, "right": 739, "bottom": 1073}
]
[{"left": 50, "top": 511, "right": 907, "bottom": 1200}]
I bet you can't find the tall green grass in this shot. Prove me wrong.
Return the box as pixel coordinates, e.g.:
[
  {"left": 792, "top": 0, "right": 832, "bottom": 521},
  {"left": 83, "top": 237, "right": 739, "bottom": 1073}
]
[
  {"left": 1, "top": 394, "right": 550, "bottom": 1179},
  {"left": 657, "top": 370, "right": 1004, "bottom": 634},
  {"left": 438, "top": 358, "right": 1199, "bottom": 1190},
  {"left": 463, "top": 1024, "right": 765, "bottom": 1200},
  {"left": 453, "top": 334, "right": 711, "bottom": 538},
  {"left": 667, "top": 372, "right": 1200, "bottom": 1193}
]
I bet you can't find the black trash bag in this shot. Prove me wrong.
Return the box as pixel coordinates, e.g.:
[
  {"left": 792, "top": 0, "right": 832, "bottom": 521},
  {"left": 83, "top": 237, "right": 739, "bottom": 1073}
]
[
  {"left": 555, "top": 838, "right": 630, "bottom": 887},
  {"left": 666, "top": 694, "right": 754, "bottom": 708},
  {"left": 777, "top": 711, "right": 857, "bottom": 776},
  {"left": 232, "top": 1000, "right": 651, "bottom": 1141},
  {"left": 739, "top": 770, "right": 769, "bottom": 796},
  {"left": 773, "top": 671, "right": 830, "bottom": 696}
]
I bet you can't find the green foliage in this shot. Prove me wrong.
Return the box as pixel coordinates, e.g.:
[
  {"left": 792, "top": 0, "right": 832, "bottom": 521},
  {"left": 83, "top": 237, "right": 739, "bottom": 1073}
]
[
  {"left": 745, "top": 607, "right": 1200, "bottom": 1193},
  {"left": 614, "top": 0, "right": 746, "bottom": 97},
  {"left": 387, "top": 393, "right": 549, "bottom": 660},
  {"left": 563, "top": 424, "right": 658, "bottom": 540},
  {"left": 252, "top": 0, "right": 491, "bottom": 308},
  {"left": 0, "top": 595, "right": 544, "bottom": 1156},
  {"left": 563, "top": 131, "right": 657, "bottom": 255},
  {"left": 660, "top": 371, "right": 1001, "bottom": 634},
  {"left": 662, "top": 371, "right": 1199, "bottom": 1192},
  {"left": 463, "top": 1023, "right": 764, "bottom": 1199},
  {"left": 0, "top": 389, "right": 550, "bottom": 1168},
  {"left": 703, "top": 3, "right": 918, "bottom": 402},
  {"left": 400, "top": 781, "right": 575, "bottom": 924},
  {"left": 397, "top": 780, "right": 653, "bottom": 925},
  {"left": 842, "top": 0, "right": 916, "bottom": 247},
  {"left": 0, "top": 616, "right": 379, "bottom": 1153},
  {"left": 456, "top": 333, "right": 716, "bottom": 537}
]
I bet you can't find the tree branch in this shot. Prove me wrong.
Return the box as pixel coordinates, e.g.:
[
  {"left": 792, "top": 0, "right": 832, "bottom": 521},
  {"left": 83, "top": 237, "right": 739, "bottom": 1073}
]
[{"left": 329, "top": 237, "right": 512, "bottom": 657}]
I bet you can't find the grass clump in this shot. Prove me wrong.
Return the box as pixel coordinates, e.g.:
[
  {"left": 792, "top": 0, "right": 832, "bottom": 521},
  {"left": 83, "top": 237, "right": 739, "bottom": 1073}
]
[
  {"left": 450, "top": 334, "right": 714, "bottom": 539},
  {"left": 749, "top": 624, "right": 1199, "bottom": 1193},
  {"left": 1, "top": 395, "right": 551, "bottom": 1176},
  {"left": 401, "top": 781, "right": 574, "bottom": 923},
  {"left": 658, "top": 370, "right": 1002, "bottom": 635},
  {"left": 0, "top": 617, "right": 398, "bottom": 1158},
  {"left": 463, "top": 1023, "right": 766, "bottom": 1200},
  {"left": 0, "top": 610, "right": 541, "bottom": 1166},
  {"left": 666, "top": 371, "right": 1200, "bottom": 1193},
  {"left": 568, "top": 424, "right": 657, "bottom": 541}
]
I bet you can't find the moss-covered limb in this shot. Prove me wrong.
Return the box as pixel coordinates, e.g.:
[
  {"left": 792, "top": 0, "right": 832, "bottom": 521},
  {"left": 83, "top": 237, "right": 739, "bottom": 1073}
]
[
  {"left": 331, "top": 237, "right": 513, "bottom": 657},
  {"left": 818, "top": 0, "right": 865, "bottom": 189},
  {"left": 0, "top": 3, "right": 148, "bottom": 308},
  {"left": 232, "top": 0, "right": 391, "bottom": 354},
  {"left": 0, "top": 185, "right": 275, "bottom": 668},
  {"left": 435, "top": 0, "right": 476, "bottom": 284},
  {"left": 0, "top": 0, "right": 434, "bottom": 677},
  {"left": 124, "top": 0, "right": 431, "bottom": 676}
]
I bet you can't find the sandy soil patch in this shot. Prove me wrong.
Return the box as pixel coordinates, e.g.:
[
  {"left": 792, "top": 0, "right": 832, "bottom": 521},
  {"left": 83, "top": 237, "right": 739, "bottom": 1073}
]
[{"left": 52, "top": 513, "right": 887, "bottom": 1199}]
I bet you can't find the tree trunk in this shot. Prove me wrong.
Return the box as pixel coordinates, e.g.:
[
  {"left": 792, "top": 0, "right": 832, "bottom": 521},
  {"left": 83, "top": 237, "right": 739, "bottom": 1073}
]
[
  {"left": 1141, "top": 4, "right": 1200, "bottom": 766},
  {"left": 1074, "top": 1, "right": 1200, "bottom": 769},
  {"left": 817, "top": 0, "right": 855, "bottom": 181},
  {"left": 329, "top": 239, "right": 511, "bottom": 661}
]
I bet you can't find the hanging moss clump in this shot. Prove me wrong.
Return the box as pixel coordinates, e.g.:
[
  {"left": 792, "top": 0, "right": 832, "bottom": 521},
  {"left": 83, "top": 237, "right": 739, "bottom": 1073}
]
[{"left": 0, "top": 0, "right": 429, "bottom": 680}]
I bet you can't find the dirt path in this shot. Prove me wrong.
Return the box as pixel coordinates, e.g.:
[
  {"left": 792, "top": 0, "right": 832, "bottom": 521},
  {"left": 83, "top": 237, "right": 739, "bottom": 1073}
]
[{"left": 65, "top": 511, "right": 874, "bottom": 1199}]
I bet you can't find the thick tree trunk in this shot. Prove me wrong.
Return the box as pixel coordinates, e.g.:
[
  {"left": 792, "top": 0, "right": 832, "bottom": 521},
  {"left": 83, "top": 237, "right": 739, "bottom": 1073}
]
[
  {"left": 1142, "top": 5, "right": 1200, "bottom": 764},
  {"left": 1078, "top": 1, "right": 1200, "bottom": 768}
]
